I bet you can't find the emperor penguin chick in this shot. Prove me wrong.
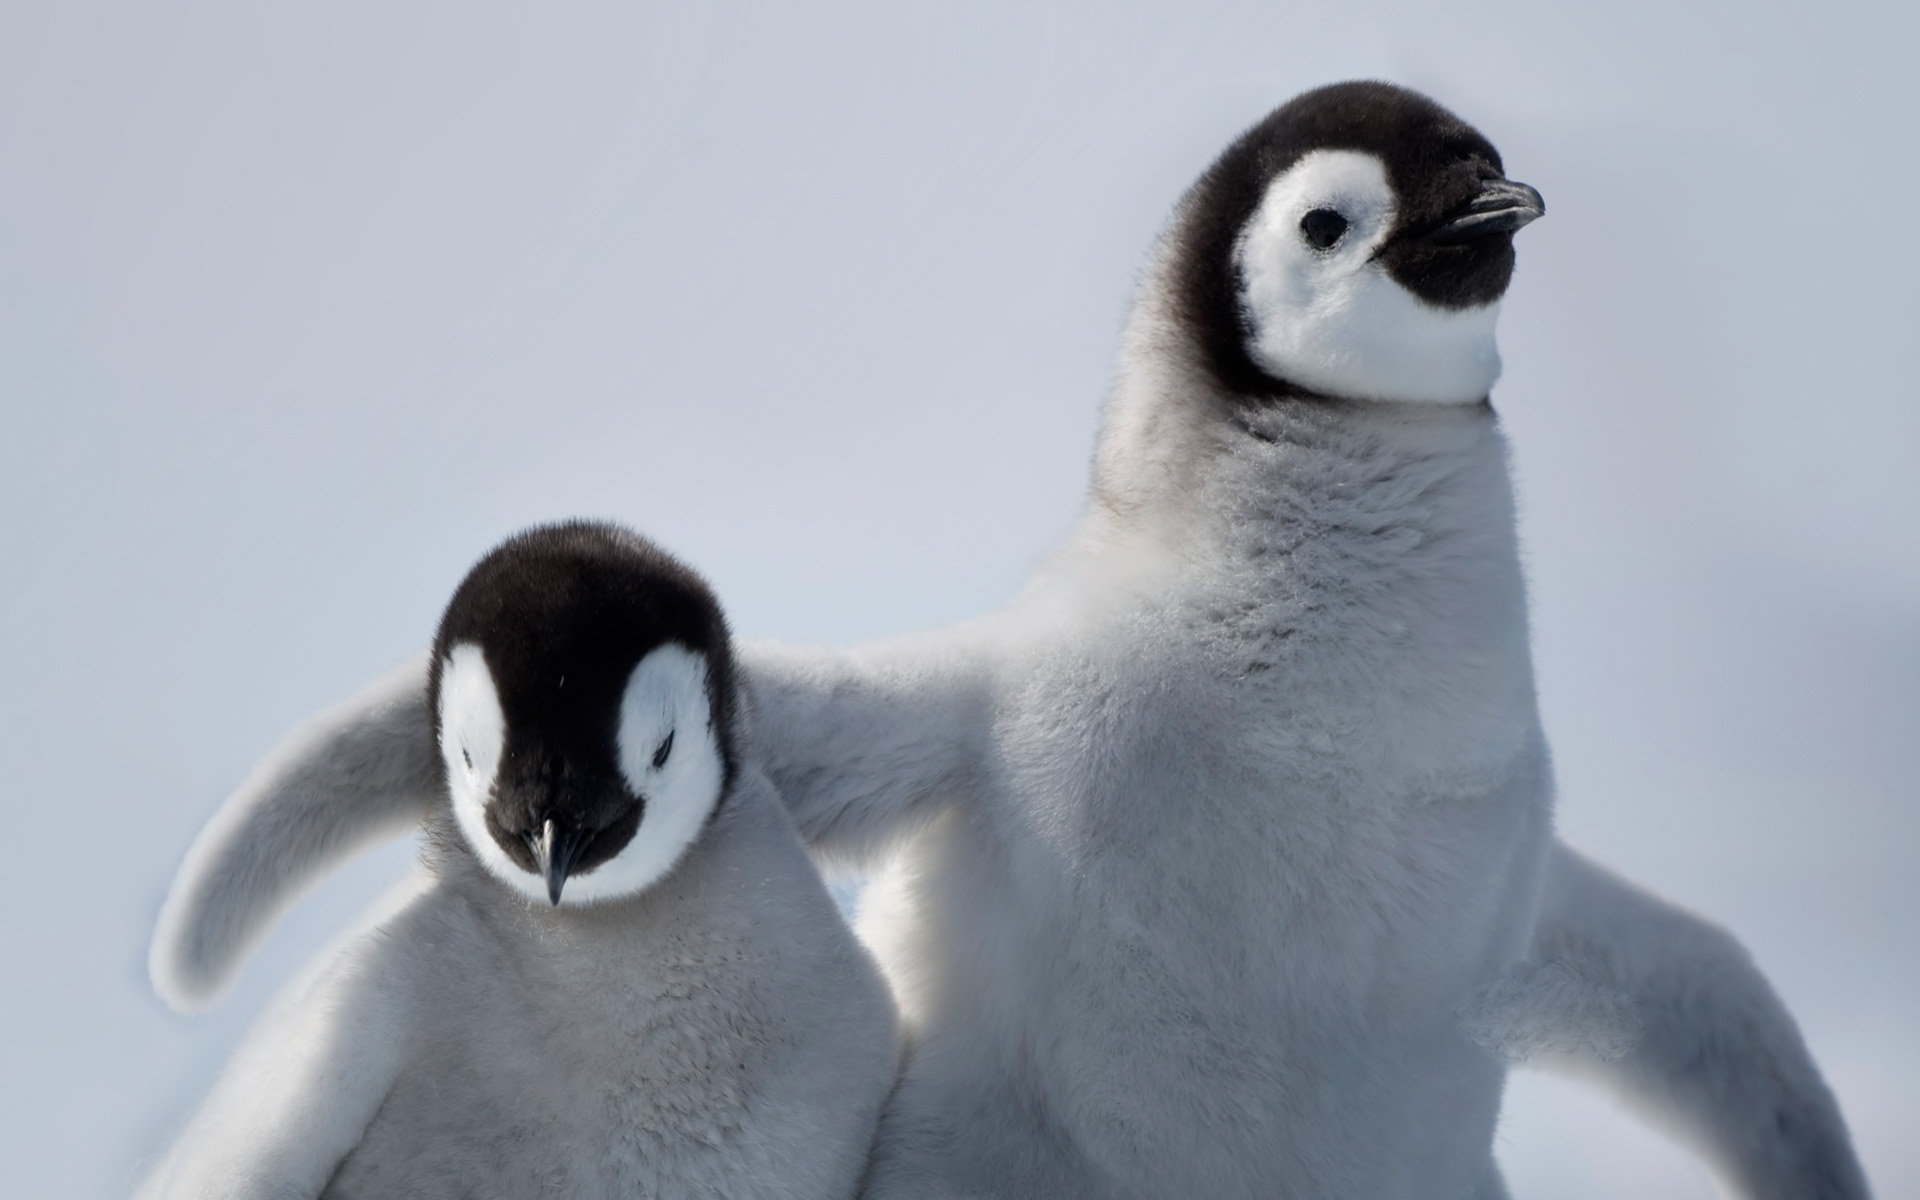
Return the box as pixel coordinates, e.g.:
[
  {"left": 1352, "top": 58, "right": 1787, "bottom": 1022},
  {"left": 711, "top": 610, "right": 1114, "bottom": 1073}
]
[
  {"left": 139, "top": 522, "right": 898, "bottom": 1200},
  {"left": 144, "top": 84, "right": 1870, "bottom": 1200}
]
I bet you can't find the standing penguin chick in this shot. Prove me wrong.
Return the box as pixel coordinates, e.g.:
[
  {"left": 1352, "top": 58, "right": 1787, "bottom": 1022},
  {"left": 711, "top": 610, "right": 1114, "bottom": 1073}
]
[
  {"left": 139, "top": 523, "right": 898, "bottom": 1200},
  {"left": 146, "top": 86, "right": 1869, "bottom": 1200}
]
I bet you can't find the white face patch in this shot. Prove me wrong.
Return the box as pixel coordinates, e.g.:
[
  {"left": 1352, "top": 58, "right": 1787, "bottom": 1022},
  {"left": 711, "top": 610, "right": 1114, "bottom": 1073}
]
[
  {"left": 1233, "top": 149, "right": 1502, "bottom": 405},
  {"left": 438, "top": 641, "right": 726, "bottom": 907},
  {"left": 437, "top": 642, "right": 542, "bottom": 901},
  {"left": 557, "top": 642, "right": 724, "bottom": 904}
]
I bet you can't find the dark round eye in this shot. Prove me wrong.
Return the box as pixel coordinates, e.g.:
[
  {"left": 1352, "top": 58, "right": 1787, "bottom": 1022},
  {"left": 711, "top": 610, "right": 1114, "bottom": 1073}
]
[
  {"left": 651, "top": 730, "right": 675, "bottom": 770},
  {"left": 1300, "top": 208, "right": 1349, "bottom": 250}
]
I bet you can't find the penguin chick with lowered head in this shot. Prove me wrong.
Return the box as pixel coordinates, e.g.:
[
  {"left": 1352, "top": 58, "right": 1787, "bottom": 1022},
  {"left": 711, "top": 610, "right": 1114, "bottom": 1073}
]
[{"left": 139, "top": 522, "right": 898, "bottom": 1200}]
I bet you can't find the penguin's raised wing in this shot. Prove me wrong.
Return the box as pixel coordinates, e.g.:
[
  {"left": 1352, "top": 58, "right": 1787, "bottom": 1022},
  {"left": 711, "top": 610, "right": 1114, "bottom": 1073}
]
[
  {"left": 739, "top": 629, "right": 993, "bottom": 868},
  {"left": 150, "top": 633, "right": 991, "bottom": 1006},
  {"left": 1524, "top": 843, "right": 1870, "bottom": 1200},
  {"left": 150, "top": 655, "right": 438, "bottom": 1013}
]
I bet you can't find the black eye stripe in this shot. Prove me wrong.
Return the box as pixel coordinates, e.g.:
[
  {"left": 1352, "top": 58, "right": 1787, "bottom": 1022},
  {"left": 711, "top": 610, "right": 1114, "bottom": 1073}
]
[
  {"left": 651, "top": 730, "right": 675, "bottom": 770},
  {"left": 1300, "top": 208, "right": 1349, "bottom": 250}
]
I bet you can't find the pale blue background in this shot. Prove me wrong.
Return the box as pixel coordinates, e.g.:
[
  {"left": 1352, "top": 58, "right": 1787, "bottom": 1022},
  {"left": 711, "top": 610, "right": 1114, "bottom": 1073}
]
[{"left": 2, "top": 2, "right": 1913, "bottom": 1197}]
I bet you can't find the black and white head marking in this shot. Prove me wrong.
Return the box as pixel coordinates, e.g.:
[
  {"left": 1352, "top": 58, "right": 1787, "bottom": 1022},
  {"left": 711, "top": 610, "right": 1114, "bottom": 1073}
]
[
  {"left": 428, "top": 523, "right": 736, "bottom": 907},
  {"left": 1170, "top": 81, "right": 1544, "bottom": 406}
]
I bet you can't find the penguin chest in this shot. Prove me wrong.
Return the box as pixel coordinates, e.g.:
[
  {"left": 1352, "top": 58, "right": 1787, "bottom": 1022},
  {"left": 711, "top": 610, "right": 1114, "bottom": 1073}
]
[
  {"left": 972, "top": 620, "right": 1551, "bottom": 1191},
  {"left": 1006, "top": 648, "right": 1548, "bottom": 1006},
  {"left": 1005, "top": 606, "right": 1548, "bottom": 944},
  {"left": 323, "top": 879, "right": 893, "bottom": 1200},
  {"left": 323, "top": 955, "right": 766, "bottom": 1199}
]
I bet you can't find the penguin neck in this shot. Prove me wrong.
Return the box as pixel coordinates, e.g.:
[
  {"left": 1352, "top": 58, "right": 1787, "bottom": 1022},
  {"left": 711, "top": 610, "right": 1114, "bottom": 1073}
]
[
  {"left": 1085, "top": 244, "right": 1518, "bottom": 562},
  {"left": 1088, "top": 248, "right": 1247, "bottom": 525},
  {"left": 419, "top": 775, "right": 764, "bottom": 948},
  {"left": 1061, "top": 266, "right": 1528, "bottom": 649},
  {"left": 1191, "top": 397, "right": 1521, "bottom": 583},
  {"left": 1045, "top": 384, "right": 1541, "bottom": 775}
]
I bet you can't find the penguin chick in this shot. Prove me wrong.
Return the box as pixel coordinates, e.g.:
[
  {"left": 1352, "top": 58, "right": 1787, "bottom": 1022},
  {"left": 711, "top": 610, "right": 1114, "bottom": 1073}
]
[
  {"left": 144, "top": 85, "right": 1870, "bottom": 1200},
  {"left": 138, "top": 522, "right": 898, "bottom": 1200},
  {"left": 699, "top": 83, "right": 1863, "bottom": 1200}
]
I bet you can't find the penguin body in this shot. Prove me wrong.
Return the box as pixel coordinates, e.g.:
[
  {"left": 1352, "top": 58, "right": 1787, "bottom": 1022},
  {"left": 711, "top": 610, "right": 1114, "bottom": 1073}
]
[
  {"left": 841, "top": 405, "right": 1545, "bottom": 1199},
  {"left": 734, "top": 83, "right": 1862, "bottom": 1198},
  {"left": 140, "top": 524, "right": 898, "bottom": 1200},
  {"left": 147, "top": 86, "right": 1869, "bottom": 1200},
  {"left": 797, "top": 84, "right": 1551, "bottom": 1194}
]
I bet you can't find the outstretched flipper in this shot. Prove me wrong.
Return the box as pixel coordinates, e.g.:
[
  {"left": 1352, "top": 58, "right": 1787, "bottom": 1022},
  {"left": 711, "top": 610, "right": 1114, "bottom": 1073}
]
[
  {"left": 139, "top": 883, "right": 421, "bottom": 1200},
  {"left": 148, "top": 637, "right": 987, "bottom": 1008},
  {"left": 1523, "top": 844, "right": 1870, "bottom": 1200},
  {"left": 150, "top": 655, "right": 439, "bottom": 1012},
  {"left": 738, "top": 631, "right": 992, "bottom": 866}
]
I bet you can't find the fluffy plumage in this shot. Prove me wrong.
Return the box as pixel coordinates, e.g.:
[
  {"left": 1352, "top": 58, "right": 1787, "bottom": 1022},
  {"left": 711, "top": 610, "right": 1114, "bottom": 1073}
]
[
  {"left": 141, "top": 525, "right": 898, "bottom": 1200},
  {"left": 149, "top": 657, "right": 436, "bottom": 1013},
  {"left": 147, "top": 83, "right": 1866, "bottom": 1200}
]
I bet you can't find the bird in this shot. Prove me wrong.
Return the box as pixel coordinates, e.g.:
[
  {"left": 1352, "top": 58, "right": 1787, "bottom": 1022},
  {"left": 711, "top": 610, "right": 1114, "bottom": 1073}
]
[
  {"left": 140, "top": 522, "right": 899, "bottom": 1200},
  {"left": 147, "top": 83, "right": 1869, "bottom": 1200}
]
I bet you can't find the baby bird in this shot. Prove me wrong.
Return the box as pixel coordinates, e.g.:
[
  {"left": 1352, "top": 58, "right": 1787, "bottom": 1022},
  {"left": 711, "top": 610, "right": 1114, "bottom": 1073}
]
[{"left": 139, "top": 522, "right": 898, "bottom": 1200}]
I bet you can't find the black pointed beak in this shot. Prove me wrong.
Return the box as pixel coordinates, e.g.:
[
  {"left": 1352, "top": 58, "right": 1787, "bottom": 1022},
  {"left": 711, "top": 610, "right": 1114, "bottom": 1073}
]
[
  {"left": 1424, "top": 179, "right": 1545, "bottom": 245},
  {"left": 527, "top": 818, "right": 593, "bottom": 905}
]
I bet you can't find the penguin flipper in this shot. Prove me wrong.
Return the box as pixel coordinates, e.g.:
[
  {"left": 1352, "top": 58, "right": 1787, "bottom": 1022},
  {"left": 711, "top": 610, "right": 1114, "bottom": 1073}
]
[
  {"left": 150, "top": 654, "right": 437, "bottom": 1013},
  {"left": 137, "top": 904, "right": 417, "bottom": 1200},
  {"left": 145, "top": 626, "right": 989, "bottom": 1010},
  {"left": 1526, "top": 841, "right": 1870, "bottom": 1200},
  {"left": 739, "top": 631, "right": 990, "bottom": 868}
]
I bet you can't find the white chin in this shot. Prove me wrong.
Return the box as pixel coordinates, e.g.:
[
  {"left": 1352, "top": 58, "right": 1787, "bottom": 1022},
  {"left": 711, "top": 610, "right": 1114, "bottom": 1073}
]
[
  {"left": 470, "top": 800, "right": 717, "bottom": 910},
  {"left": 1248, "top": 277, "right": 1503, "bottom": 405},
  {"left": 549, "top": 799, "right": 712, "bottom": 906}
]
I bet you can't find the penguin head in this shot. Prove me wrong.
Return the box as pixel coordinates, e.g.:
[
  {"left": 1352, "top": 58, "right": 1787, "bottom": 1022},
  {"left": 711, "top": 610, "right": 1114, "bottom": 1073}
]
[
  {"left": 1172, "top": 81, "right": 1543, "bottom": 406},
  {"left": 427, "top": 522, "right": 736, "bottom": 907}
]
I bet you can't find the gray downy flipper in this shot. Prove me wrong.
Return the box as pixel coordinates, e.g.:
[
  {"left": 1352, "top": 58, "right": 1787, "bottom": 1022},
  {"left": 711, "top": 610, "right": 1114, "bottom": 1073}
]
[
  {"left": 150, "top": 655, "right": 438, "bottom": 1012},
  {"left": 148, "top": 635, "right": 985, "bottom": 1008},
  {"left": 1505, "top": 844, "right": 1870, "bottom": 1200}
]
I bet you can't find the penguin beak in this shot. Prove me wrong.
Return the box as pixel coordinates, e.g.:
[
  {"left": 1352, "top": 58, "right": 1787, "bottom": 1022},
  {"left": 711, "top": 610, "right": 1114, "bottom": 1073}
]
[
  {"left": 527, "top": 818, "right": 593, "bottom": 905},
  {"left": 1424, "top": 179, "right": 1545, "bottom": 245}
]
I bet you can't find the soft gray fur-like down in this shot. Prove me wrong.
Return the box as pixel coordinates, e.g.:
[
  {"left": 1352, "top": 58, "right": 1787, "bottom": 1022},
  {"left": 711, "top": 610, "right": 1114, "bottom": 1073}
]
[
  {"left": 146, "top": 526, "right": 903, "bottom": 1200},
  {"left": 141, "top": 772, "right": 899, "bottom": 1200},
  {"left": 150, "top": 655, "right": 440, "bottom": 1012},
  {"left": 146, "top": 84, "right": 1868, "bottom": 1200},
  {"left": 1532, "top": 845, "right": 1872, "bottom": 1200},
  {"left": 1459, "top": 946, "right": 1642, "bottom": 1066}
]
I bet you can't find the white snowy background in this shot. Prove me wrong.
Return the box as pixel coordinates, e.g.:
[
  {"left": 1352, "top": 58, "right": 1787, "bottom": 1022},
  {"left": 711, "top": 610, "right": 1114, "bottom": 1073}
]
[{"left": 2, "top": 2, "right": 1913, "bottom": 1197}]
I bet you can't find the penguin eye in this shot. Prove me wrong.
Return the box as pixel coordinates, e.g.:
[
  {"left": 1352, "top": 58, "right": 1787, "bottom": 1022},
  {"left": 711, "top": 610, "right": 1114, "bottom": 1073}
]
[
  {"left": 1300, "top": 208, "right": 1349, "bottom": 251},
  {"left": 651, "top": 730, "right": 675, "bottom": 770}
]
